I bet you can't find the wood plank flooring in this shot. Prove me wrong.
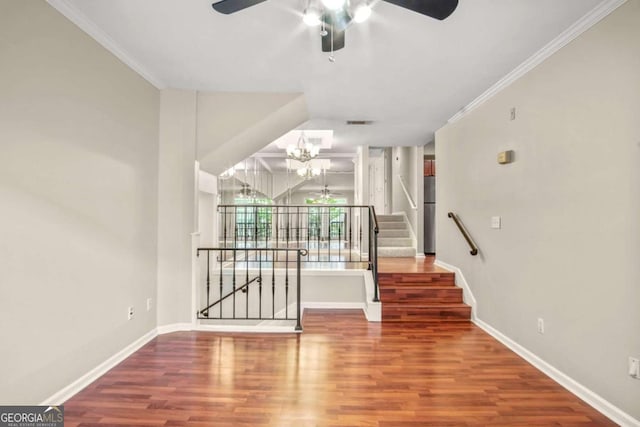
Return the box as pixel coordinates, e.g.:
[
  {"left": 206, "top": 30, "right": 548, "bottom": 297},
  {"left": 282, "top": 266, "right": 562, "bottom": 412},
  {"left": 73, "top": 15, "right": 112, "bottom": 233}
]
[
  {"left": 378, "top": 255, "right": 447, "bottom": 274},
  {"left": 64, "top": 310, "right": 615, "bottom": 426}
]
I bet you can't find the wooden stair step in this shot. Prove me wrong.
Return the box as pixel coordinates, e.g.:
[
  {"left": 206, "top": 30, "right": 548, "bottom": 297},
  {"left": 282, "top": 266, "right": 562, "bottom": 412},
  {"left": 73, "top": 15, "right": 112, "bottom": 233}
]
[
  {"left": 382, "top": 303, "right": 471, "bottom": 322},
  {"left": 380, "top": 286, "right": 463, "bottom": 304}
]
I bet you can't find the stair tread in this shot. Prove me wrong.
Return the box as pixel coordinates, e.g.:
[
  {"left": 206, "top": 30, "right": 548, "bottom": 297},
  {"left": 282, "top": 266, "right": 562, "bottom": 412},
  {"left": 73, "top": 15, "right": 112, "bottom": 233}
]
[
  {"left": 380, "top": 285, "right": 460, "bottom": 290},
  {"left": 383, "top": 303, "right": 469, "bottom": 308}
]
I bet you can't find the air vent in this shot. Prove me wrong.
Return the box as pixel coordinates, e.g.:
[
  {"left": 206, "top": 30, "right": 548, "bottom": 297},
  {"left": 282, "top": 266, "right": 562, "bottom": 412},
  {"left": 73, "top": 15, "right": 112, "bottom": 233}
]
[{"left": 346, "top": 120, "right": 373, "bottom": 125}]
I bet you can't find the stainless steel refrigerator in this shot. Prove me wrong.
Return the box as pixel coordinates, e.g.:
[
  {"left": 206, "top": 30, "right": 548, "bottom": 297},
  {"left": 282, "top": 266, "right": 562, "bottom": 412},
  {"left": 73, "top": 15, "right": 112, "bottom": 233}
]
[{"left": 424, "top": 176, "right": 436, "bottom": 254}]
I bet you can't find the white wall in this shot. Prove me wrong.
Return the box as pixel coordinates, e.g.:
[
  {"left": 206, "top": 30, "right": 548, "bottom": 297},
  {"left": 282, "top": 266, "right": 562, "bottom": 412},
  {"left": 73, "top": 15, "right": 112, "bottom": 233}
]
[
  {"left": 0, "top": 1, "right": 159, "bottom": 404},
  {"left": 157, "top": 90, "right": 197, "bottom": 327},
  {"left": 436, "top": 1, "right": 640, "bottom": 421},
  {"left": 391, "top": 146, "right": 424, "bottom": 252},
  {"left": 197, "top": 92, "right": 309, "bottom": 174}
]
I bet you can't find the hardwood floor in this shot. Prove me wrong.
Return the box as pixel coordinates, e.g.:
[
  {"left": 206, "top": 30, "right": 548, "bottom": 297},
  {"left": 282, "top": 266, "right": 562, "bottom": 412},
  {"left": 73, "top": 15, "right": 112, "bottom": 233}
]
[{"left": 64, "top": 310, "right": 614, "bottom": 426}]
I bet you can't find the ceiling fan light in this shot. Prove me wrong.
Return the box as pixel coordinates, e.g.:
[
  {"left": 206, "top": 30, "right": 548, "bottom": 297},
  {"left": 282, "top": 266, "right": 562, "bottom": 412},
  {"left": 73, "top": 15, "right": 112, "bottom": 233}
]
[
  {"left": 353, "top": 4, "right": 371, "bottom": 23},
  {"left": 303, "top": 8, "right": 322, "bottom": 26},
  {"left": 321, "top": 0, "right": 346, "bottom": 11}
]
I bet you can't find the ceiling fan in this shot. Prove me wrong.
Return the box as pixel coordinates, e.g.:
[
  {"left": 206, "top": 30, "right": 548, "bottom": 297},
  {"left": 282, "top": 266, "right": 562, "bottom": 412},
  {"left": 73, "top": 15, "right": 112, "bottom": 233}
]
[
  {"left": 310, "top": 184, "right": 344, "bottom": 201},
  {"left": 211, "top": 0, "right": 459, "bottom": 54}
]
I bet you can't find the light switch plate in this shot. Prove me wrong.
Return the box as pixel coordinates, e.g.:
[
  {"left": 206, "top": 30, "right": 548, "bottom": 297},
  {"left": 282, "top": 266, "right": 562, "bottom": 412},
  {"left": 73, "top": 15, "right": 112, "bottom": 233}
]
[{"left": 491, "top": 216, "right": 501, "bottom": 229}]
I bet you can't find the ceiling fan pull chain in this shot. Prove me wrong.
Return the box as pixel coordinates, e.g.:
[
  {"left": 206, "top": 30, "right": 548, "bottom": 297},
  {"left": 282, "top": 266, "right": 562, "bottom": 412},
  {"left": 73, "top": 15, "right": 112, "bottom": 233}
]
[{"left": 329, "top": 23, "right": 335, "bottom": 62}]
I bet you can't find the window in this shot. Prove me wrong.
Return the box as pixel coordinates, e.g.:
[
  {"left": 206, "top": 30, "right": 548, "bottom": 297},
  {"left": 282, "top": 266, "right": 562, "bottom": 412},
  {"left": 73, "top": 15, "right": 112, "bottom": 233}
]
[
  {"left": 233, "top": 198, "right": 272, "bottom": 242},
  {"left": 305, "top": 198, "right": 347, "bottom": 240}
]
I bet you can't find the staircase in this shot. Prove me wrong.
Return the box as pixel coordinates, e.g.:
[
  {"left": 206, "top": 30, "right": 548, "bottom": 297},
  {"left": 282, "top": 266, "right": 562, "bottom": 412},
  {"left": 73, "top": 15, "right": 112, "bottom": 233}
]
[
  {"left": 377, "top": 214, "right": 416, "bottom": 257},
  {"left": 379, "top": 271, "right": 471, "bottom": 322}
]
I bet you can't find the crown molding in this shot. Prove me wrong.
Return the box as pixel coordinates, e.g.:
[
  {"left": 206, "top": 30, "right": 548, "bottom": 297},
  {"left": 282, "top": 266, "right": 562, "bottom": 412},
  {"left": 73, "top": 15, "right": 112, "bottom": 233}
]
[
  {"left": 447, "top": 0, "right": 627, "bottom": 124},
  {"left": 46, "top": 0, "right": 166, "bottom": 89}
]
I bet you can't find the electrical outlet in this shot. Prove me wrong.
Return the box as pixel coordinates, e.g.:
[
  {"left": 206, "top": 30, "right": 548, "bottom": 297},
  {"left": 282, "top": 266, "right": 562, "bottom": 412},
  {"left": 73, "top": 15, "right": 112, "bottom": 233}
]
[
  {"left": 127, "top": 306, "right": 134, "bottom": 320},
  {"left": 537, "top": 318, "right": 544, "bottom": 334},
  {"left": 629, "top": 357, "right": 640, "bottom": 379},
  {"left": 146, "top": 298, "right": 152, "bottom": 312}
]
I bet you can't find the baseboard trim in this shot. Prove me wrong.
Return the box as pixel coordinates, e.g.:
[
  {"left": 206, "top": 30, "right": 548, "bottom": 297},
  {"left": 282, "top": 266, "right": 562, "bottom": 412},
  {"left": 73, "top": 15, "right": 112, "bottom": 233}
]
[
  {"left": 473, "top": 318, "right": 640, "bottom": 427},
  {"left": 157, "top": 322, "right": 193, "bottom": 335},
  {"left": 302, "top": 302, "right": 366, "bottom": 311},
  {"left": 434, "top": 259, "right": 477, "bottom": 320},
  {"left": 40, "top": 328, "right": 158, "bottom": 405},
  {"left": 194, "top": 324, "right": 298, "bottom": 333}
]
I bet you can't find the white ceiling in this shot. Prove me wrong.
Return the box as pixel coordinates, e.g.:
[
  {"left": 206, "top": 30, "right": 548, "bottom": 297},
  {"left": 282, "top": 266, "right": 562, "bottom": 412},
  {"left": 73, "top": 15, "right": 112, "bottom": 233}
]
[{"left": 59, "top": 0, "right": 603, "bottom": 150}]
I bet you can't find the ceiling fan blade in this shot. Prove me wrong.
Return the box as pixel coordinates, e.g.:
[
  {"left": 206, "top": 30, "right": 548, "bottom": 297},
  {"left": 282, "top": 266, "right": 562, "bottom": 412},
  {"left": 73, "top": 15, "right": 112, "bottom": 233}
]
[
  {"left": 212, "top": 0, "right": 267, "bottom": 14},
  {"left": 383, "top": 0, "right": 458, "bottom": 20}
]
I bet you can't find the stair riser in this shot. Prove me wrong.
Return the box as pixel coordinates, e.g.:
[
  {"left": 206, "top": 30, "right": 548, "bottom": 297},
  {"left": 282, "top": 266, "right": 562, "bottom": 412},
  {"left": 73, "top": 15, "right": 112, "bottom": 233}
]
[
  {"left": 379, "top": 273, "right": 455, "bottom": 285},
  {"left": 380, "top": 288, "right": 463, "bottom": 304},
  {"left": 378, "top": 247, "right": 416, "bottom": 257},
  {"left": 382, "top": 306, "right": 471, "bottom": 322},
  {"left": 378, "top": 237, "right": 413, "bottom": 247},
  {"left": 377, "top": 215, "right": 404, "bottom": 222},
  {"left": 378, "top": 230, "right": 410, "bottom": 238},
  {"left": 378, "top": 222, "right": 408, "bottom": 230}
]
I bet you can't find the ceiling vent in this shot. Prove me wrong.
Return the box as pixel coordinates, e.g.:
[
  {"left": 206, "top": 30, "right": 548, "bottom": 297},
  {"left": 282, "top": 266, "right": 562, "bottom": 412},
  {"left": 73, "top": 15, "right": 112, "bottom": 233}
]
[{"left": 346, "top": 120, "right": 373, "bottom": 125}]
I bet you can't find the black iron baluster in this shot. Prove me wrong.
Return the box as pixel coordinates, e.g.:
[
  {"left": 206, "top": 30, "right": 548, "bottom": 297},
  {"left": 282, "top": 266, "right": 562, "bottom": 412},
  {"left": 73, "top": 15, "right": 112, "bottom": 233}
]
[
  {"left": 285, "top": 249, "right": 290, "bottom": 319},
  {"left": 205, "top": 250, "right": 210, "bottom": 318},
  {"left": 272, "top": 248, "right": 276, "bottom": 319},
  {"left": 295, "top": 249, "right": 303, "bottom": 331},
  {"left": 223, "top": 206, "right": 227, "bottom": 249},
  {"left": 233, "top": 207, "right": 238, "bottom": 250},
  {"left": 245, "top": 246, "right": 249, "bottom": 319},
  {"left": 219, "top": 249, "right": 223, "bottom": 318},
  {"left": 327, "top": 207, "right": 332, "bottom": 263},
  {"left": 368, "top": 209, "right": 372, "bottom": 270},
  {"left": 275, "top": 207, "right": 279, "bottom": 261},
  {"left": 359, "top": 209, "right": 363, "bottom": 263},
  {"left": 258, "top": 248, "right": 263, "bottom": 319},
  {"left": 373, "top": 227, "right": 380, "bottom": 302},
  {"left": 265, "top": 207, "right": 269, "bottom": 249},
  {"left": 286, "top": 209, "right": 290, "bottom": 251},
  {"left": 253, "top": 206, "right": 258, "bottom": 248},
  {"left": 338, "top": 218, "right": 342, "bottom": 260},
  {"left": 232, "top": 248, "right": 236, "bottom": 318},
  {"left": 306, "top": 206, "right": 311, "bottom": 256},
  {"left": 349, "top": 207, "right": 353, "bottom": 262}
]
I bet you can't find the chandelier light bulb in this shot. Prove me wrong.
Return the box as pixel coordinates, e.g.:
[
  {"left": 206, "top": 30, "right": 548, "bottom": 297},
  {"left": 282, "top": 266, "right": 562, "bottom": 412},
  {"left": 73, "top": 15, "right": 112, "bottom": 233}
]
[
  {"left": 353, "top": 4, "right": 372, "bottom": 23},
  {"left": 321, "top": 0, "right": 346, "bottom": 11},
  {"left": 303, "top": 8, "right": 322, "bottom": 26}
]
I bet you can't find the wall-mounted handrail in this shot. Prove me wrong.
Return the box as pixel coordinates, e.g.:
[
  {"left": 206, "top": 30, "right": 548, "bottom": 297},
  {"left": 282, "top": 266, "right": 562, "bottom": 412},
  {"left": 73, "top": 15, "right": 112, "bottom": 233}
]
[
  {"left": 397, "top": 175, "right": 418, "bottom": 210},
  {"left": 447, "top": 212, "right": 478, "bottom": 256}
]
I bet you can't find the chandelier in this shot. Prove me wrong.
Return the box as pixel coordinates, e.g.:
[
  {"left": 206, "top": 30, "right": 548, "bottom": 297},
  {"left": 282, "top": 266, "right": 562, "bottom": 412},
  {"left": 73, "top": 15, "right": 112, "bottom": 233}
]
[
  {"left": 286, "top": 133, "right": 320, "bottom": 162},
  {"left": 297, "top": 164, "right": 321, "bottom": 180}
]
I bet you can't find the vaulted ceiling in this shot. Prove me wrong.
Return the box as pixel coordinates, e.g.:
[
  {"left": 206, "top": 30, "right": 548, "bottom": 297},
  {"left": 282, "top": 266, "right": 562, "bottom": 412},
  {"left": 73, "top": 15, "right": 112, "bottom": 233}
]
[{"left": 55, "top": 0, "right": 603, "bottom": 149}]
